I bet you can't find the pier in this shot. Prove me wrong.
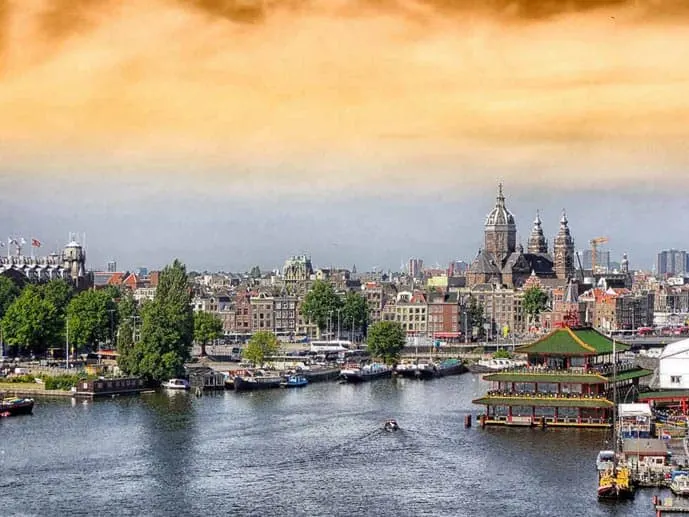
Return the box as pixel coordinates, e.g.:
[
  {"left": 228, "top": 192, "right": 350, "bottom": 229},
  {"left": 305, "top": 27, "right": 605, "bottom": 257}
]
[{"left": 654, "top": 496, "right": 689, "bottom": 515}]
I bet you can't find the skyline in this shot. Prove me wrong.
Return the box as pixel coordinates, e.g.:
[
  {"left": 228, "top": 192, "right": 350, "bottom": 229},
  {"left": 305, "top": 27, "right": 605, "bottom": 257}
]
[{"left": 1, "top": 1, "right": 688, "bottom": 272}]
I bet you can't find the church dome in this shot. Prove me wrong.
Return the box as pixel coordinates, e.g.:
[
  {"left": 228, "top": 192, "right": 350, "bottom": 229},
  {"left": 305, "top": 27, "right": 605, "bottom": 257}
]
[{"left": 485, "top": 183, "right": 515, "bottom": 226}]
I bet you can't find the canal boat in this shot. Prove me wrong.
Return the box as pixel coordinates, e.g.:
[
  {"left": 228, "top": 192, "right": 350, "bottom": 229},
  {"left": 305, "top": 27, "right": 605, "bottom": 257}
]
[
  {"left": 415, "top": 362, "right": 437, "bottom": 380},
  {"left": 0, "top": 396, "right": 35, "bottom": 417},
  {"left": 671, "top": 472, "right": 689, "bottom": 496},
  {"left": 340, "top": 363, "right": 392, "bottom": 383},
  {"left": 435, "top": 358, "right": 465, "bottom": 377},
  {"left": 383, "top": 419, "right": 399, "bottom": 432},
  {"left": 395, "top": 363, "right": 418, "bottom": 379},
  {"left": 281, "top": 375, "right": 308, "bottom": 388},
  {"left": 161, "top": 378, "right": 190, "bottom": 390},
  {"left": 466, "top": 358, "right": 526, "bottom": 373},
  {"left": 233, "top": 370, "right": 282, "bottom": 391}
]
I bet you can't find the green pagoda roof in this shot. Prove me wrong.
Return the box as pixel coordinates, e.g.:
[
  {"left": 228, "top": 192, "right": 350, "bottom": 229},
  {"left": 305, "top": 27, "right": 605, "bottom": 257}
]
[
  {"left": 515, "top": 327, "right": 630, "bottom": 356},
  {"left": 472, "top": 395, "right": 613, "bottom": 409},
  {"left": 638, "top": 390, "right": 689, "bottom": 401},
  {"left": 603, "top": 368, "right": 652, "bottom": 382}
]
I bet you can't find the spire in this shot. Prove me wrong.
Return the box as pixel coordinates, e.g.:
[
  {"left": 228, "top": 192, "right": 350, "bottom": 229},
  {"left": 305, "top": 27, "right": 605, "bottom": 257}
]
[
  {"left": 553, "top": 208, "right": 575, "bottom": 280},
  {"left": 528, "top": 210, "right": 548, "bottom": 254},
  {"left": 560, "top": 209, "right": 568, "bottom": 227}
]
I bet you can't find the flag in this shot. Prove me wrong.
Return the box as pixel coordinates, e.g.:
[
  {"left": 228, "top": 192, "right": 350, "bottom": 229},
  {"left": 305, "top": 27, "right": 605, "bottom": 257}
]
[
  {"left": 19, "top": 238, "right": 26, "bottom": 245},
  {"left": 8, "top": 237, "right": 17, "bottom": 246},
  {"left": 31, "top": 238, "right": 41, "bottom": 248},
  {"left": 0, "top": 242, "right": 4, "bottom": 248}
]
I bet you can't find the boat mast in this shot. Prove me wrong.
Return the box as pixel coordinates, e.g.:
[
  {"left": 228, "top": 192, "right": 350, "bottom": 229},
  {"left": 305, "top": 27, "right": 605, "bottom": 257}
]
[{"left": 612, "top": 337, "right": 618, "bottom": 463}]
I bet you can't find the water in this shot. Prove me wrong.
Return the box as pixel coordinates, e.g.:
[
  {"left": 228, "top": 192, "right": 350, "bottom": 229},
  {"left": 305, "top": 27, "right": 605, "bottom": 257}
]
[{"left": 1, "top": 375, "right": 661, "bottom": 516}]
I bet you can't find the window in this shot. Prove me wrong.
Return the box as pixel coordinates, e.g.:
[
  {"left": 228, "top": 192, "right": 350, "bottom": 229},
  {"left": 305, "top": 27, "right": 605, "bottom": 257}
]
[{"left": 671, "top": 375, "right": 682, "bottom": 384}]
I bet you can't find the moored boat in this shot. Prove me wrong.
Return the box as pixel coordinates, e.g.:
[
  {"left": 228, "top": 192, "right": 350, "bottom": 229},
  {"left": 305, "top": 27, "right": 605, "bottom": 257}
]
[
  {"left": 161, "top": 378, "right": 190, "bottom": 390},
  {"left": 435, "top": 358, "right": 466, "bottom": 377},
  {"left": 281, "top": 375, "right": 308, "bottom": 388},
  {"left": 671, "top": 472, "right": 689, "bottom": 496},
  {"left": 466, "top": 358, "right": 525, "bottom": 373},
  {"left": 596, "top": 450, "right": 615, "bottom": 472},
  {"left": 394, "top": 363, "right": 418, "bottom": 379},
  {"left": 0, "top": 397, "right": 35, "bottom": 417},
  {"left": 597, "top": 465, "right": 634, "bottom": 500},
  {"left": 233, "top": 370, "right": 282, "bottom": 392},
  {"left": 415, "top": 362, "right": 437, "bottom": 380},
  {"left": 340, "top": 363, "right": 392, "bottom": 383}
]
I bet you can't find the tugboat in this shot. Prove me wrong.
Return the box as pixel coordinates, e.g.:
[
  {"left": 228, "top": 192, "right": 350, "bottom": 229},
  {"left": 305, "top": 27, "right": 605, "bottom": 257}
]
[
  {"left": 383, "top": 419, "right": 400, "bottom": 432},
  {"left": 0, "top": 396, "right": 35, "bottom": 417},
  {"left": 280, "top": 374, "right": 308, "bottom": 388}
]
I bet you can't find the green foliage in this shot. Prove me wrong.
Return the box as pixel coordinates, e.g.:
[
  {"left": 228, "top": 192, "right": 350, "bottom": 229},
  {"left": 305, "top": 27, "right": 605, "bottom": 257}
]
[
  {"left": 341, "top": 292, "right": 369, "bottom": 336},
  {"left": 194, "top": 311, "right": 224, "bottom": 356},
  {"left": 118, "top": 260, "right": 193, "bottom": 383},
  {"left": 467, "top": 296, "right": 486, "bottom": 338},
  {"left": 115, "top": 291, "right": 138, "bottom": 373},
  {"left": 243, "top": 331, "right": 280, "bottom": 366},
  {"left": 2, "top": 373, "right": 93, "bottom": 390},
  {"left": 523, "top": 286, "right": 549, "bottom": 318},
  {"left": 0, "top": 276, "right": 20, "bottom": 320},
  {"left": 471, "top": 346, "right": 485, "bottom": 354},
  {"left": 249, "top": 266, "right": 261, "bottom": 278},
  {"left": 366, "top": 321, "right": 406, "bottom": 364},
  {"left": 66, "top": 289, "right": 117, "bottom": 353},
  {"left": 41, "top": 279, "right": 74, "bottom": 344},
  {"left": 1, "top": 285, "right": 59, "bottom": 356},
  {"left": 492, "top": 349, "right": 512, "bottom": 359},
  {"left": 2, "top": 374, "right": 37, "bottom": 383},
  {"left": 300, "top": 280, "right": 343, "bottom": 334}
]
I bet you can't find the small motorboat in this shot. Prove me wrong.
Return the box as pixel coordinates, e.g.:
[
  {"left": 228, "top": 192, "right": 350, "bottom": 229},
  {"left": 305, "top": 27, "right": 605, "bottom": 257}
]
[
  {"left": 161, "top": 379, "right": 190, "bottom": 390},
  {"left": 280, "top": 375, "right": 308, "bottom": 388},
  {"left": 383, "top": 419, "right": 400, "bottom": 432},
  {"left": 671, "top": 472, "right": 689, "bottom": 496},
  {"left": 0, "top": 397, "right": 35, "bottom": 417}
]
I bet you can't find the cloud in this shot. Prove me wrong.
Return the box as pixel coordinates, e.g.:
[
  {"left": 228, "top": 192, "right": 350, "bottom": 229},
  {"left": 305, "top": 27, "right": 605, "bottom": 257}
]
[{"left": 0, "top": 0, "right": 688, "bottom": 192}]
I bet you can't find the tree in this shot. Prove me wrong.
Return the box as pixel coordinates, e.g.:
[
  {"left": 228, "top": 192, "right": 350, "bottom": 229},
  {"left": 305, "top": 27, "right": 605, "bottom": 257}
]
[
  {"left": 115, "top": 290, "right": 139, "bottom": 374},
  {"left": 467, "top": 296, "right": 486, "bottom": 339},
  {"left": 366, "top": 321, "right": 406, "bottom": 364},
  {"left": 523, "top": 286, "right": 549, "bottom": 329},
  {"left": 300, "top": 280, "right": 343, "bottom": 337},
  {"left": 341, "top": 291, "right": 369, "bottom": 339},
  {"left": 243, "top": 330, "right": 280, "bottom": 366},
  {"left": 66, "top": 289, "right": 116, "bottom": 353},
  {"left": 41, "top": 279, "right": 73, "bottom": 345},
  {"left": 1, "top": 285, "right": 57, "bottom": 356},
  {"left": 249, "top": 266, "right": 261, "bottom": 279},
  {"left": 118, "top": 259, "right": 194, "bottom": 383},
  {"left": 0, "top": 276, "right": 20, "bottom": 320},
  {"left": 194, "top": 311, "right": 223, "bottom": 357}
]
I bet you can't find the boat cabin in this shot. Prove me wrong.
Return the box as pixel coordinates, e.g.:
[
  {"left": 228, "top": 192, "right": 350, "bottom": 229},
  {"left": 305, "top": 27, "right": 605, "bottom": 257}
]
[
  {"left": 618, "top": 403, "right": 653, "bottom": 439},
  {"left": 622, "top": 438, "right": 670, "bottom": 472}
]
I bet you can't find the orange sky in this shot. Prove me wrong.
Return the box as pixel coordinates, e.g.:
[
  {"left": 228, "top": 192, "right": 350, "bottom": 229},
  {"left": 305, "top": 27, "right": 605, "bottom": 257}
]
[{"left": 1, "top": 0, "right": 688, "bottom": 192}]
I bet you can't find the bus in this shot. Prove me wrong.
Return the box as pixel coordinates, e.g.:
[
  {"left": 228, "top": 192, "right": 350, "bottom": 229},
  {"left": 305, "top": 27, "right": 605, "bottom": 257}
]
[{"left": 309, "top": 340, "right": 352, "bottom": 353}]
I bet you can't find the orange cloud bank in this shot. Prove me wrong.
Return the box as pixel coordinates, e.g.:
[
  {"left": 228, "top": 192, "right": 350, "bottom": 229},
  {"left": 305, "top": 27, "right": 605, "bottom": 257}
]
[{"left": 0, "top": 0, "right": 688, "bottom": 191}]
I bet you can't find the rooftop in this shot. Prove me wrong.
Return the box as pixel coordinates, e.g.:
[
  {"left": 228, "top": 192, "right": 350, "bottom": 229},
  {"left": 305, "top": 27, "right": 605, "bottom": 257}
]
[{"left": 516, "top": 327, "right": 630, "bottom": 356}]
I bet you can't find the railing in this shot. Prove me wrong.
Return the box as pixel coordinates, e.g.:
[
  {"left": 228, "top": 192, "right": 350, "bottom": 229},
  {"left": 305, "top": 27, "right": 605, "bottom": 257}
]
[
  {"left": 485, "top": 390, "right": 608, "bottom": 400},
  {"left": 497, "top": 361, "right": 639, "bottom": 376}
]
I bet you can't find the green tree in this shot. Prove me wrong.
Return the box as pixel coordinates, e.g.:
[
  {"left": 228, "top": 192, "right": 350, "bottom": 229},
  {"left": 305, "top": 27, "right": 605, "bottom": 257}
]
[
  {"left": 300, "top": 280, "right": 343, "bottom": 337},
  {"left": 41, "top": 279, "right": 73, "bottom": 344},
  {"left": 1, "top": 285, "right": 58, "bottom": 356},
  {"left": 194, "top": 311, "right": 223, "bottom": 357},
  {"left": 467, "top": 296, "right": 485, "bottom": 339},
  {"left": 119, "top": 259, "right": 194, "bottom": 383},
  {"left": 366, "top": 321, "right": 406, "bottom": 364},
  {"left": 242, "top": 330, "right": 280, "bottom": 366},
  {"left": 249, "top": 266, "right": 261, "bottom": 279},
  {"left": 523, "top": 286, "right": 549, "bottom": 328},
  {"left": 115, "top": 290, "right": 139, "bottom": 374},
  {"left": 493, "top": 349, "right": 512, "bottom": 359},
  {"left": 66, "top": 289, "right": 116, "bottom": 353},
  {"left": 341, "top": 291, "right": 369, "bottom": 338},
  {"left": 0, "top": 276, "right": 20, "bottom": 320}
]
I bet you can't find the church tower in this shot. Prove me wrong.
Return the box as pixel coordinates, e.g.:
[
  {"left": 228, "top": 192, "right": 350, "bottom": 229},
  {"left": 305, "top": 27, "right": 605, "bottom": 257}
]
[
  {"left": 484, "top": 183, "right": 516, "bottom": 263},
  {"left": 527, "top": 211, "right": 548, "bottom": 254},
  {"left": 553, "top": 210, "right": 575, "bottom": 280}
]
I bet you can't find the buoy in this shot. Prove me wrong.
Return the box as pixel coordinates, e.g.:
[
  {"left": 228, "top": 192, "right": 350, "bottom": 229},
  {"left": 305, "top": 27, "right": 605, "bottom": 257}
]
[{"left": 464, "top": 414, "right": 472, "bottom": 428}]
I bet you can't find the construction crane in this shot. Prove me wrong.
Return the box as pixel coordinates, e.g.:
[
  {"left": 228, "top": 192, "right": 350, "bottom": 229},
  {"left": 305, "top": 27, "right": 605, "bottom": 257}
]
[{"left": 590, "top": 236, "right": 609, "bottom": 274}]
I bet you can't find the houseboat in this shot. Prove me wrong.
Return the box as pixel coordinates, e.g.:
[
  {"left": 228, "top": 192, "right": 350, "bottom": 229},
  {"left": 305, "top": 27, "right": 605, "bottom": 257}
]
[
  {"left": 74, "top": 377, "right": 146, "bottom": 398},
  {"left": 0, "top": 396, "right": 34, "bottom": 417},
  {"left": 233, "top": 370, "right": 282, "bottom": 391},
  {"left": 472, "top": 327, "right": 652, "bottom": 428},
  {"left": 340, "top": 363, "right": 392, "bottom": 383}
]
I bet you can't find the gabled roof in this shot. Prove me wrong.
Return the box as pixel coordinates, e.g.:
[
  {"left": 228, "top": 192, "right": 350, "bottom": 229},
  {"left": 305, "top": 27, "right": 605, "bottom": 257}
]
[
  {"left": 516, "top": 327, "right": 630, "bottom": 356},
  {"left": 659, "top": 338, "right": 689, "bottom": 359}
]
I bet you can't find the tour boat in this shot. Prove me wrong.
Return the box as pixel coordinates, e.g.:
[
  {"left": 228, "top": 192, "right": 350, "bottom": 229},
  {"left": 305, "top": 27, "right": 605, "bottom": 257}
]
[
  {"left": 671, "top": 472, "right": 689, "bottom": 496},
  {"left": 161, "top": 379, "right": 190, "bottom": 390},
  {"left": 0, "top": 397, "right": 35, "bottom": 417},
  {"left": 383, "top": 419, "right": 399, "bottom": 432},
  {"left": 340, "top": 363, "right": 392, "bottom": 383},
  {"left": 280, "top": 375, "right": 308, "bottom": 388},
  {"left": 466, "top": 358, "right": 526, "bottom": 373}
]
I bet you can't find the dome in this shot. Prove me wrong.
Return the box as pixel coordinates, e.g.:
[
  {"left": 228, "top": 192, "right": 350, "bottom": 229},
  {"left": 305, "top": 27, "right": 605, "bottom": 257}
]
[{"left": 484, "top": 183, "right": 515, "bottom": 226}]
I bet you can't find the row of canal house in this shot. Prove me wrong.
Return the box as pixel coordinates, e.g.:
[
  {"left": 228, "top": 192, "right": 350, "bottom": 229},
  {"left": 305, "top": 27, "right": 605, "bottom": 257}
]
[{"left": 473, "top": 327, "right": 653, "bottom": 428}]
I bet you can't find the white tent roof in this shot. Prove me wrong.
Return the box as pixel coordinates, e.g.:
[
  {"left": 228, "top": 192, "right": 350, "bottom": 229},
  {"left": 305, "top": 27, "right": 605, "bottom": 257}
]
[
  {"left": 660, "top": 338, "right": 689, "bottom": 359},
  {"left": 618, "top": 403, "right": 652, "bottom": 418}
]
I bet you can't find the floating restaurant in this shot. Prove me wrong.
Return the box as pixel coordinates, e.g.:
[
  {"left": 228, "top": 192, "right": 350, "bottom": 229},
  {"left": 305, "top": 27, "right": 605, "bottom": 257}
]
[{"left": 473, "top": 327, "right": 652, "bottom": 428}]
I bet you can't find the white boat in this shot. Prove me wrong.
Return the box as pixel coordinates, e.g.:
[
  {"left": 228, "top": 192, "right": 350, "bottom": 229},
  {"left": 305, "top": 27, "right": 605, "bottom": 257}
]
[
  {"left": 467, "top": 358, "right": 526, "bottom": 373},
  {"left": 340, "top": 363, "right": 392, "bottom": 383},
  {"left": 671, "top": 473, "right": 689, "bottom": 496},
  {"left": 596, "top": 450, "right": 616, "bottom": 472},
  {"left": 161, "top": 378, "right": 190, "bottom": 390}
]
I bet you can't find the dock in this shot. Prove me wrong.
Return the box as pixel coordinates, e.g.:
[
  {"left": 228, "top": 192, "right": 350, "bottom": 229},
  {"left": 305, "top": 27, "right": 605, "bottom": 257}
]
[{"left": 654, "top": 496, "right": 689, "bottom": 515}]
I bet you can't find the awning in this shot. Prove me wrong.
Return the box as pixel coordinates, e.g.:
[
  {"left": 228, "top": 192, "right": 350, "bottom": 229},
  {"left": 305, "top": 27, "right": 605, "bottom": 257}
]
[{"left": 434, "top": 332, "right": 462, "bottom": 338}]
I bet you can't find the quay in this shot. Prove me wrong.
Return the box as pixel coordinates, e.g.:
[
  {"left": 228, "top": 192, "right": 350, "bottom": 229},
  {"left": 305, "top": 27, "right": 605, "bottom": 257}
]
[
  {"left": 0, "top": 384, "right": 74, "bottom": 398},
  {"left": 654, "top": 496, "right": 689, "bottom": 516}
]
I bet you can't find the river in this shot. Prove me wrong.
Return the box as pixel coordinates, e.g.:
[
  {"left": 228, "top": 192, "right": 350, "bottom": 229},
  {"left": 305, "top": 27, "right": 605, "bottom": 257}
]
[{"left": 0, "top": 374, "right": 661, "bottom": 516}]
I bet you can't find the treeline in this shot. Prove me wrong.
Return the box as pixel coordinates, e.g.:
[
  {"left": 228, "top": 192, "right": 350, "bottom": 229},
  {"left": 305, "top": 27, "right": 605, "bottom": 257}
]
[{"left": 0, "top": 259, "right": 210, "bottom": 383}]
